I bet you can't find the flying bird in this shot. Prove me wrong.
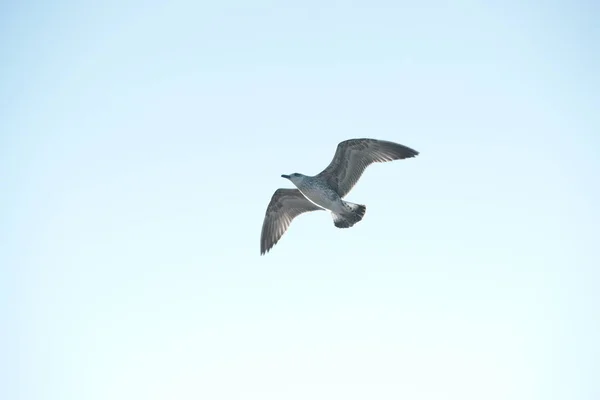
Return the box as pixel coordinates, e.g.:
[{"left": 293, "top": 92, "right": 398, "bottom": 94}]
[{"left": 260, "top": 138, "right": 419, "bottom": 255}]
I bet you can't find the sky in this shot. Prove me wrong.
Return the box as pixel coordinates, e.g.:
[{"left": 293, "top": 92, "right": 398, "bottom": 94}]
[{"left": 1, "top": 0, "right": 599, "bottom": 399}]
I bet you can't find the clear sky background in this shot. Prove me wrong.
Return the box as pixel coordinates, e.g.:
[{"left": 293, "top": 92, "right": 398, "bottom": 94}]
[{"left": 2, "top": 1, "right": 599, "bottom": 399}]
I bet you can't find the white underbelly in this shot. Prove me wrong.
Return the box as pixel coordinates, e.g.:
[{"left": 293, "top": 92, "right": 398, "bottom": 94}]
[{"left": 299, "top": 187, "right": 341, "bottom": 212}]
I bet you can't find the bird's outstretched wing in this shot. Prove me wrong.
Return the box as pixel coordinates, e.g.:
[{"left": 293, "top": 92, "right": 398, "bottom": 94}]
[
  {"left": 316, "top": 139, "right": 419, "bottom": 198},
  {"left": 260, "top": 188, "right": 323, "bottom": 255}
]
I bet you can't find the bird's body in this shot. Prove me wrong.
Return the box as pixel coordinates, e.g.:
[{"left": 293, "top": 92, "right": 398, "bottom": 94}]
[
  {"left": 260, "top": 138, "right": 419, "bottom": 255},
  {"left": 290, "top": 175, "right": 342, "bottom": 212}
]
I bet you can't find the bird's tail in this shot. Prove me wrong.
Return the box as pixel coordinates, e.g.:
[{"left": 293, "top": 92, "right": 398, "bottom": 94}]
[{"left": 332, "top": 201, "right": 366, "bottom": 228}]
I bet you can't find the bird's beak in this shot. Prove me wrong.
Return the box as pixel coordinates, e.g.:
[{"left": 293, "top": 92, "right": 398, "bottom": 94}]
[{"left": 281, "top": 174, "right": 291, "bottom": 179}]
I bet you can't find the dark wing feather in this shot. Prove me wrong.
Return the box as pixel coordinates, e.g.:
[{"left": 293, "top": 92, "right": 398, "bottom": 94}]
[
  {"left": 260, "top": 188, "right": 323, "bottom": 255},
  {"left": 316, "top": 139, "right": 419, "bottom": 197}
]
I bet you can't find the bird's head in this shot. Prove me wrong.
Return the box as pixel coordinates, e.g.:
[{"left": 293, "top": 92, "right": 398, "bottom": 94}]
[{"left": 281, "top": 173, "right": 305, "bottom": 185}]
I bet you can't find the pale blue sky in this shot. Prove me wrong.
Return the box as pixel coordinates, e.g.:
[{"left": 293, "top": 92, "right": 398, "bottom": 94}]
[{"left": 2, "top": 1, "right": 599, "bottom": 399}]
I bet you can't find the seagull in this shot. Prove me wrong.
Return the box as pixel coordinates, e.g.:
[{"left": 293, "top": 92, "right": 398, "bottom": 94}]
[{"left": 260, "top": 138, "right": 419, "bottom": 255}]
